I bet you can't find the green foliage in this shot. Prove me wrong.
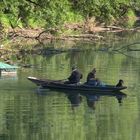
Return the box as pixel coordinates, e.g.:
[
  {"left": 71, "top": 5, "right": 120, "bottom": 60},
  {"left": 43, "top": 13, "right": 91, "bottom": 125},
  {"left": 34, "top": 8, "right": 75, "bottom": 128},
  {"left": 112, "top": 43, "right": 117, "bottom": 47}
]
[
  {"left": 0, "top": 14, "right": 10, "bottom": 28},
  {"left": 0, "top": 0, "right": 140, "bottom": 30},
  {"left": 121, "top": 9, "right": 137, "bottom": 28}
]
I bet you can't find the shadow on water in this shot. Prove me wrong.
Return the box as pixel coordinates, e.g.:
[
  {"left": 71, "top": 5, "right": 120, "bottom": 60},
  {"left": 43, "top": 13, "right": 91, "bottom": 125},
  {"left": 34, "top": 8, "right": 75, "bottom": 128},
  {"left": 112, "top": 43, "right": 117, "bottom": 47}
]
[
  {"left": 36, "top": 87, "right": 127, "bottom": 110},
  {"left": 85, "top": 92, "right": 127, "bottom": 110},
  {"left": 67, "top": 93, "right": 83, "bottom": 110}
]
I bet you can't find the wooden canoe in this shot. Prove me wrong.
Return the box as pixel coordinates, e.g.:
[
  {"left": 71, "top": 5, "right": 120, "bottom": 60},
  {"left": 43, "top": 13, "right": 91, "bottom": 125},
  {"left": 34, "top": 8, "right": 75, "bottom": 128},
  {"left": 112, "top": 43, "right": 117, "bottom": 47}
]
[{"left": 27, "top": 77, "right": 127, "bottom": 92}]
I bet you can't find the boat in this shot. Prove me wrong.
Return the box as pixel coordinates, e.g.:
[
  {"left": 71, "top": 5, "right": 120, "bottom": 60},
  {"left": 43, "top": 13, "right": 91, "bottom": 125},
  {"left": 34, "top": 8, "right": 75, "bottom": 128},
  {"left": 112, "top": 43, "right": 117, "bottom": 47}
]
[
  {"left": 27, "top": 76, "right": 127, "bottom": 92},
  {"left": 0, "top": 62, "right": 18, "bottom": 76}
]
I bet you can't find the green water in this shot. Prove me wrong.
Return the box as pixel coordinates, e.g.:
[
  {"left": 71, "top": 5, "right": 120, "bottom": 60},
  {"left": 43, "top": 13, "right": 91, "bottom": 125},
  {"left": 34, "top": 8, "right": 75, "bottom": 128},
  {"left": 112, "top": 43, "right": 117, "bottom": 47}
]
[{"left": 0, "top": 39, "right": 140, "bottom": 140}]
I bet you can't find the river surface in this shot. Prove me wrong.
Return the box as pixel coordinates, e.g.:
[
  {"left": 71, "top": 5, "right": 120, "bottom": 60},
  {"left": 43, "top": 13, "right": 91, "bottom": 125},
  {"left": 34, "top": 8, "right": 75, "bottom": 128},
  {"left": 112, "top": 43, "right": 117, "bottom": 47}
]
[{"left": 0, "top": 33, "right": 140, "bottom": 140}]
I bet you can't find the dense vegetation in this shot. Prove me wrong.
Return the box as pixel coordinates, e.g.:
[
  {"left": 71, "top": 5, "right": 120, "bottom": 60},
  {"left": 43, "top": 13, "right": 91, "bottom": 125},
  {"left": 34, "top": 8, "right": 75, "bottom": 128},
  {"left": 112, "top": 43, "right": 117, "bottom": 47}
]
[{"left": 0, "top": 0, "right": 140, "bottom": 31}]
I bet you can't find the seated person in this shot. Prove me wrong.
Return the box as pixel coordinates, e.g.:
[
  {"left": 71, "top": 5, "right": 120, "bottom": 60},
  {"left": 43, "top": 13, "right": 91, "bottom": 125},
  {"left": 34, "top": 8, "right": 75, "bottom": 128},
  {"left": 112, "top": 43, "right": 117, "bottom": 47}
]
[
  {"left": 116, "top": 79, "right": 124, "bottom": 87},
  {"left": 87, "top": 78, "right": 98, "bottom": 86},
  {"left": 87, "top": 68, "right": 96, "bottom": 83},
  {"left": 87, "top": 78, "right": 105, "bottom": 87},
  {"left": 65, "top": 66, "right": 83, "bottom": 84},
  {"left": 86, "top": 67, "right": 106, "bottom": 86}
]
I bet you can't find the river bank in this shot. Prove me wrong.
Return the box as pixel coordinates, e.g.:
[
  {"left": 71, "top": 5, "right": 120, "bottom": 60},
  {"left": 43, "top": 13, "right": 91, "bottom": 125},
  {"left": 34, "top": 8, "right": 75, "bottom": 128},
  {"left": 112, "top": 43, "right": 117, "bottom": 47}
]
[
  {"left": 0, "top": 21, "right": 140, "bottom": 64},
  {"left": 4, "top": 24, "right": 140, "bottom": 42}
]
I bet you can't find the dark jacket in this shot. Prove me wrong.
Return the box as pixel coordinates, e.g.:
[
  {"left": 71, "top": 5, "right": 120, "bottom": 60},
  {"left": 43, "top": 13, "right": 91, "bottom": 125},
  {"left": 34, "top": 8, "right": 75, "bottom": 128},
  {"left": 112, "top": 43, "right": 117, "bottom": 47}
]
[
  {"left": 68, "top": 69, "right": 83, "bottom": 84},
  {"left": 87, "top": 72, "right": 96, "bottom": 82}
]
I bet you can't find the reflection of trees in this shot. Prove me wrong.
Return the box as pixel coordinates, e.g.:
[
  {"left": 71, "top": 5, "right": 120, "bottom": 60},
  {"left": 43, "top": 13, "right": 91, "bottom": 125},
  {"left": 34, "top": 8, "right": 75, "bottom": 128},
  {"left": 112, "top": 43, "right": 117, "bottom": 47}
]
[
  {"left": 0, "top": 87, "right": 139, "bottom": 140},
  {"left": 4, "top": 39, "right": 139, "bottom": 139},
  {"left": 20, "top": 47, "right": 140, "bottom": 86},
  {"left": 1, "top": 91, "right": 89, "bottom": 140},
  {"left": 3, "top": 93, "right": 47, "bottom": 140}
]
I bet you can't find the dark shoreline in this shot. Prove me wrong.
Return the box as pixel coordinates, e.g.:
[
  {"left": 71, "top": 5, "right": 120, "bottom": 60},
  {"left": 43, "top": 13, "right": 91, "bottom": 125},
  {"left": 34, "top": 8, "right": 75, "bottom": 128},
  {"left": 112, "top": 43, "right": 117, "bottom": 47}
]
[{"left": 0, "top": 26, "right": 140, "bottom": 63}]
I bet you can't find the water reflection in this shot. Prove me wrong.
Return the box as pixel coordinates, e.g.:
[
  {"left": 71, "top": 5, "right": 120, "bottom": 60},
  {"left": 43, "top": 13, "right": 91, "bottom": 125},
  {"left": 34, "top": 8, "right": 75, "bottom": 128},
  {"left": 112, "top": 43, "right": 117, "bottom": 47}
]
[
  {"left": 86, "top": 92, "right": 127, "bottom": 109},
  {"left": 1, "top": 35, "right": 140, "bottom": 139},
  {"left": 67, "top": 93, "right": 82, "bottom": 110},
  {"left": 86, "top": 94, "right": 100, "bottom": 110},
  {"left": 37, "top": 88, "right": 127, "bottom": 110}
]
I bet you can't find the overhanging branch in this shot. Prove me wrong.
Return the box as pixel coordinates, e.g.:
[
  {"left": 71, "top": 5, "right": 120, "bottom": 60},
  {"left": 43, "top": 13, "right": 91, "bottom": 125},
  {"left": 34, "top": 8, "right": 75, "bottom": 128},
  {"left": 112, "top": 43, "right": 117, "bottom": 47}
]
[{"left": 25, "top": 0, "right": 42, "bottom": 7}]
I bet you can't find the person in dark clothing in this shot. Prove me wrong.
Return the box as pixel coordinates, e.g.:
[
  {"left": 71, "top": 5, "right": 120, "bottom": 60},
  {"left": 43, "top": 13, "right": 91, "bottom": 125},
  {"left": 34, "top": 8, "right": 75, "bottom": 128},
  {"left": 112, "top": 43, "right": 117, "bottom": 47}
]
[
  {"left": 86, "top": 68, "right": 96, "bottom": 83},
  {"left": 116, "top": 79, "right": 124, "bottom": 87},
  {"left": 65, "top": 66, "right": 83, "bottom": 84}
]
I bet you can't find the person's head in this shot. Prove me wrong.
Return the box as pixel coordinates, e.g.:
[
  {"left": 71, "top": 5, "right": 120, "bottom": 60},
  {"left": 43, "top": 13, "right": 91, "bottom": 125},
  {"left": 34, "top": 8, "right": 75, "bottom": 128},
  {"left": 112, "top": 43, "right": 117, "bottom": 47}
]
[
  {"left": 116, "top": 79, "right": 124, "bottom": 87},
  {"left": 72, "top": 65, "right": 77, "bottom": 71},
  {"left": 119, "top": 79, "right": 124, "bottom": 84},
  {"left": 92, "top": 68, "right": 96, "bottom": 73}
]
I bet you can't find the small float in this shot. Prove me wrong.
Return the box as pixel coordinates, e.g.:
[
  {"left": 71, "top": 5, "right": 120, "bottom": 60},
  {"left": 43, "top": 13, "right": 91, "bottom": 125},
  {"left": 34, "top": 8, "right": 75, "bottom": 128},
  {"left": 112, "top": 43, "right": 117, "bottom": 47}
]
[{"left": 0, "top": 62, "right": 18, "bottom": 77}]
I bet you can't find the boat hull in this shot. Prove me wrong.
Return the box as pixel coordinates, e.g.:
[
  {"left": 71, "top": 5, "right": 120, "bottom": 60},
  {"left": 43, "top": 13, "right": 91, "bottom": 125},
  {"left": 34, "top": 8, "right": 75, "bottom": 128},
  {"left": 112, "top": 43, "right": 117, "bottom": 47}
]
[{"left": 27, "top": 77, "right": 127, "bottom": 93}]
